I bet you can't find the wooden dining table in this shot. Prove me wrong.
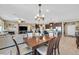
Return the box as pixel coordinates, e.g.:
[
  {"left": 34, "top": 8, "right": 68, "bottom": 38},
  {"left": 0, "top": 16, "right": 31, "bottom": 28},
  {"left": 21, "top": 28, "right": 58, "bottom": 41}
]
[{"left": 24, "top": 35, "right": 54, "bottom": 55}]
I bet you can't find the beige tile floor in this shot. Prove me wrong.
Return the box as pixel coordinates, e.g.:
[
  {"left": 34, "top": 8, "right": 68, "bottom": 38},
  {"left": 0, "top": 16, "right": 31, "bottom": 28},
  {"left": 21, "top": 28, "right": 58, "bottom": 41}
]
[
  {"left": 60, "top": 36, "right": 79, "bottom": 55},
  {"left": 0, "top": 36, "right": 79, "bottom": 55}
]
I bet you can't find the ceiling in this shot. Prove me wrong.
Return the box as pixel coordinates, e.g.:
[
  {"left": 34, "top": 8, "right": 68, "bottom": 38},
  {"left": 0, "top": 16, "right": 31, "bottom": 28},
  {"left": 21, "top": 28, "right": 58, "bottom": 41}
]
[{"left": 0, "top": 4, "right": 79, "bottom": 24}]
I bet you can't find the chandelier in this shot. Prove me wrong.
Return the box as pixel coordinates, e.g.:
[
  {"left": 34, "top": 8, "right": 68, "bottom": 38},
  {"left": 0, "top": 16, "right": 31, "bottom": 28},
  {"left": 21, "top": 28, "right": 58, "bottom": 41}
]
[{"left": 35, "top": 4, "right": 44, "bottom": 21}]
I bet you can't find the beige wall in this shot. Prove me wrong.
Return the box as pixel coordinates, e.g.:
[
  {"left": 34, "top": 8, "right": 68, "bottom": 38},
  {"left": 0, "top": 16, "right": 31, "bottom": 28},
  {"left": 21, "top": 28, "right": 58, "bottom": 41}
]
[
  {"left": 4, "top": 21, "right": 18, "bottom": 34},
  {"left": 4, "top": 21, "right": 35, "bottom": 34}
]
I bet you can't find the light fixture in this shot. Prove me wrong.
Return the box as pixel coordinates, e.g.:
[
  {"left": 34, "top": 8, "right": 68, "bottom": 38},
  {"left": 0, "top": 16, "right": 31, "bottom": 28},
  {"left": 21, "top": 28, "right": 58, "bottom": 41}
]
[
  {"left": 46, "top": 9, "right": 49, "bottom": 12},
  {"left": 17, "top": 19, "right": 21, "bottom": 23},
  {"left": 17, "top": 18, "right": 24, "bottom": 24},
  {"left": 50, "top": 24, "right": 52, "bottom": 26},
  {"left": 35, "top": 4, "right": 45, "bottom": 21}
]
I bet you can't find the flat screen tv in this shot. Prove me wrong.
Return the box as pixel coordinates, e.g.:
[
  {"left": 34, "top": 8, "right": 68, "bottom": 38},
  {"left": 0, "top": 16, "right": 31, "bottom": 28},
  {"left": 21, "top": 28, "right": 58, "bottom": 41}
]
[{"left": 19, "top": 26, "right": 27, "bottom": 31}]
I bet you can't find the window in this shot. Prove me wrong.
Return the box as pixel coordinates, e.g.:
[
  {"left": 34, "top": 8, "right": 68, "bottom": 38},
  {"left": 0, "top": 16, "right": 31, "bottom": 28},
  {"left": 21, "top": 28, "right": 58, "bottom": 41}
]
[
  {"left": 67, "top": 25, "right": 76, "bottom": 36},
  {"left": 0, "top": 26, "right": 2, "bottom": 32}
]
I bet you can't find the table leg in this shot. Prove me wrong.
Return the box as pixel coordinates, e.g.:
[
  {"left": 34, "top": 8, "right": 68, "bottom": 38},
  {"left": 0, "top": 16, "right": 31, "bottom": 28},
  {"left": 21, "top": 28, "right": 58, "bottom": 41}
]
[{"left": 32, "top": 47, "right": 37, "bottom": 55}]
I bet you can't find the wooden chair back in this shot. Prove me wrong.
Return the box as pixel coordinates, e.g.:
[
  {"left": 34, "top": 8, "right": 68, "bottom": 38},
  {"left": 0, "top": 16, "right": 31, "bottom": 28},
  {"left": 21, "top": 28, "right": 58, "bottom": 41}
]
[
  {"left": 12, "top": 36, "right": 20, "bottom": 55},
  {"left": 47, "top": 37, "right": 56, "bottom": 55},
  {"left": 47, "top": 32, "right": 61, "bottom": 55}
]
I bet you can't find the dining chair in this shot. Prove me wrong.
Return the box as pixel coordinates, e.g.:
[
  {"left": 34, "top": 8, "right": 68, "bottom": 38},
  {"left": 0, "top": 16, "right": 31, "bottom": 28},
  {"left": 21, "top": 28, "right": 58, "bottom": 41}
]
[
  {"left": 35, "top": 33, "right": 40, "bottom": 37},
  {"left": 13, "top": 34, "right": 24, "bottom": 44},
  {"left": 36, "top": 32, "right": 61, "bottom": 55},
  {"left": 49, "top": 32, "right": 53, "bottom": 37},
  {"left": 76, "top": 36, "right": 79, "bottom": 48},
  {"left": 12, "top": 36, "right": 32, "bottom": 55},
  {"left": 27, "top": 33, "right": 33, "bottom": 38},
  {"left": 12, "top": 36, "right": 20, "bottom": 55}
]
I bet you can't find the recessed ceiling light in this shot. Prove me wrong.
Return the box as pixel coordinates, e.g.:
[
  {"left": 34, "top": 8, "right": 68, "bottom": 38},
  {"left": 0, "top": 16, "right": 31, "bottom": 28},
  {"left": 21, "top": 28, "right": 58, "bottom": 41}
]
[{"left": 46, "top": 9, "right": 49, "bottom": 12}]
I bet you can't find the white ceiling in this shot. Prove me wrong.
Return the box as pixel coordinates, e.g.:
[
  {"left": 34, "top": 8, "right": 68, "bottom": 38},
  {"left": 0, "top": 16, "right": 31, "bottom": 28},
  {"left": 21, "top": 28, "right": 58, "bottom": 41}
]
[{"left": 0, "top": 4, "right": 79, "bottom": 24}]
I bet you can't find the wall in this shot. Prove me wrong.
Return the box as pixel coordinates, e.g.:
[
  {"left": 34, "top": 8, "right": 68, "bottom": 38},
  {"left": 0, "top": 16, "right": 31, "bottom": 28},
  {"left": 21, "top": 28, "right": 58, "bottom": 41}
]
[
  {"left": 4, "top": 21, "right": 18, "bottom": 34},
  {"left": 0, "top": 19, "right": 4, "bottom": 32},
  {"left": 4, "top": 21, "right": 35, "bottom": 34}
]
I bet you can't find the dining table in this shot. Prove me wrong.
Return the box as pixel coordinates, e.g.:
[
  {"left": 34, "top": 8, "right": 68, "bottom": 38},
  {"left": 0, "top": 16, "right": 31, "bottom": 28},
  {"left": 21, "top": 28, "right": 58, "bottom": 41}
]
[{"left": 24, "top": 35, "right": 55, "bottom": 55}]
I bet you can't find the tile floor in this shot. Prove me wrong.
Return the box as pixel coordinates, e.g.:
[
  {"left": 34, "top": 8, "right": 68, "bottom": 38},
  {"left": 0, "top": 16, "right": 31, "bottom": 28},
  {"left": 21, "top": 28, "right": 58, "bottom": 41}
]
[
  {"left": 60, "top": 36, "right": 79, "bottom": 55},
  {"left": 0, "top": 36, "right": 79, "bottom": 55}
]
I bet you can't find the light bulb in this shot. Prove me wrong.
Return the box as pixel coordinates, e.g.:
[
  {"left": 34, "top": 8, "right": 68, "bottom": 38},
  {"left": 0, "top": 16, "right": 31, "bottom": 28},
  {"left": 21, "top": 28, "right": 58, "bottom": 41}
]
[
  {"left": 35, "top": 16, "right": 37, "bottom": 19},
  {"left": 17, "top": 19, "right": 21, "bottom": 23},
  {"left": 42, "top": 14, "right": 45, "bottom": 17},
  {"left": 37, "top": 14, "right": 39, "bottom": 16}
]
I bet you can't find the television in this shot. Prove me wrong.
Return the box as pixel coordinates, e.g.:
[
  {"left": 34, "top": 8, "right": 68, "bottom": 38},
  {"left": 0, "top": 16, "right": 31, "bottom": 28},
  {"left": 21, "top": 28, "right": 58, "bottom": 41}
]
[{"left": 19, "top": 26, "right": 27, "bottom": 33}]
